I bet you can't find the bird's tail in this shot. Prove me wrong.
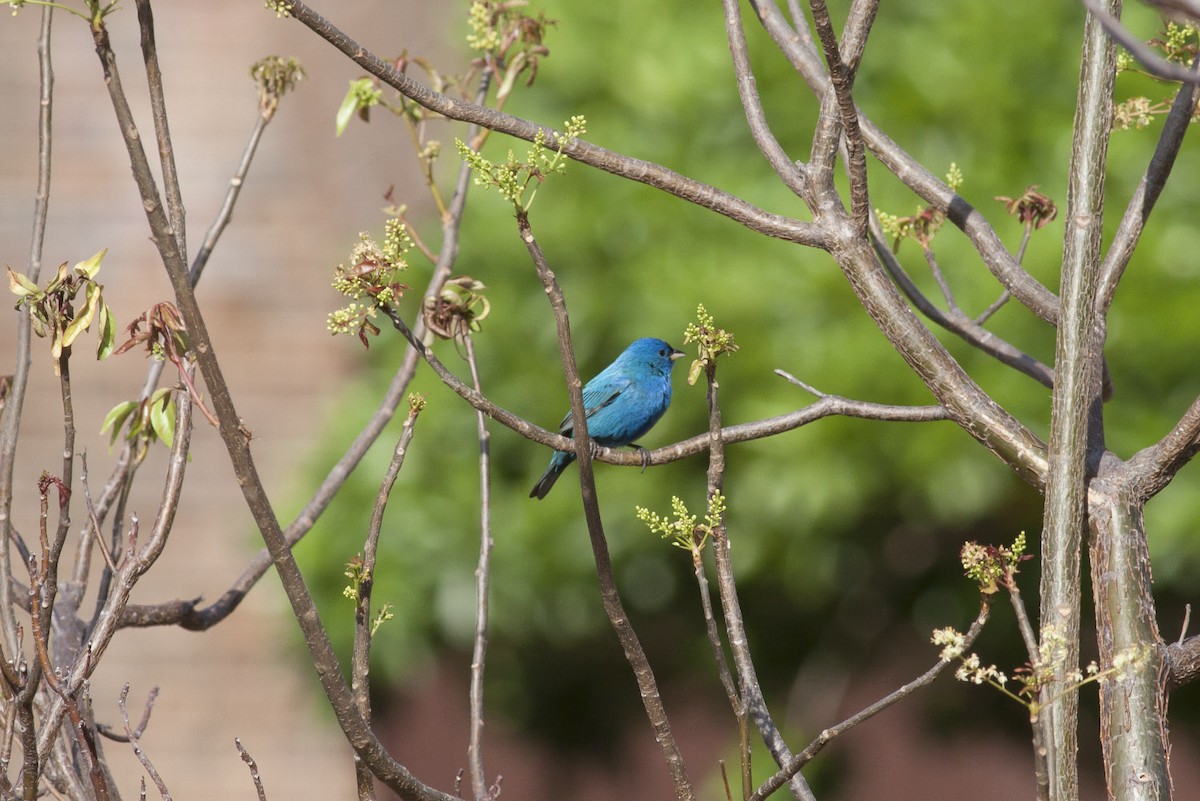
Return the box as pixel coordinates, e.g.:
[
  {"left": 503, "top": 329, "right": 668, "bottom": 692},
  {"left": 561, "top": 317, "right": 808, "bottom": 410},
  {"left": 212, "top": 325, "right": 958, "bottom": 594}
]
[{"left": 529, "top": 451, "right": 576, "bottom": 499}]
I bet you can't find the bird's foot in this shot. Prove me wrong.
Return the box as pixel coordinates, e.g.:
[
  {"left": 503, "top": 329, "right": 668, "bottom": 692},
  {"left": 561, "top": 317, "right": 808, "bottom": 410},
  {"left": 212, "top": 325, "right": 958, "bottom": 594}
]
[{"left": 633, "top": 445, "right": 651, "bottom": 473}]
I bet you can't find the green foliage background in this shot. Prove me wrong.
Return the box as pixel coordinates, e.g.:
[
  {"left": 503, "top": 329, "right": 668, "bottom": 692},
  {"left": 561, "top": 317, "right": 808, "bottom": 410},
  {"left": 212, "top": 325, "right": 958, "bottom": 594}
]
[{"left": 293, "top": 0, "right": 1200, "bottom": 771}]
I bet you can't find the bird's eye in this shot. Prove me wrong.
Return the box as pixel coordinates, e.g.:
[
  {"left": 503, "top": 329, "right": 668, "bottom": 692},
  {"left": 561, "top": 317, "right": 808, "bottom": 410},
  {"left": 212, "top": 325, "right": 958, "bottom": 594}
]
[{"left": 659, "top": 349, "right": 666, "bottom": 356}]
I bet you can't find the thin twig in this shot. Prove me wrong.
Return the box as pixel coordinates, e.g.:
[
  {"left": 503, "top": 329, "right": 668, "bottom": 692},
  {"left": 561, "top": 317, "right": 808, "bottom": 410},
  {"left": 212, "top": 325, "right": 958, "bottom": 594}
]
[
  {"left": 749, "top": 604, "right": 990, "bottom": 800},
  {"left": 78, "top": 456, "right": 117, "bottom": 575},
  {"left": 1, "top": 1, "right": 55, "bottom": 671},
  {"left": 351, "top": 400, "right": 422, "bottom": 801},
  {"left": 464, "top": 335, "right": 493, "bottom": 801},
  {"left": 721, "top": 0, "right": 808, "bottom": 196},
  {"left": 516, "top": 210, "right": 694, "bottom": 800},
  {"left": 1004, "top": 578, "right": 1050, "bottom": 801},
  {"left": 235, "top": 739, "right": 269, "bottom": 801},
  {"left": 869, "top": 218, "right": 1055, "bottom": 390},
  {"left": 96, "top": 686, "right": 159, "bottom": 743},
  {"left": 119, "top": 684, "right": 170, "bottom": 801},
  {"left": 134, "top": 0, "right": 186, "bottom": 260},
  {"left": 689, "top": 539, "right": 749, "bottom": 798},
  {"left": 706, "top": 364, "right": 814, "bottom": 801}
]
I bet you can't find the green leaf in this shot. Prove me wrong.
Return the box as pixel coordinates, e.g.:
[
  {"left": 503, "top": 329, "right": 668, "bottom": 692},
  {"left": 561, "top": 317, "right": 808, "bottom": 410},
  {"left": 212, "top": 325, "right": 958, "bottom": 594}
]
[
  {"left": 61, "top": 282, "right": 100, "bottom": 348},
  {"left": 101, "top": 400, "right": 138, "bottom": 446},
  {"left": 44, "top": 261, "right": 70, "bottom": 294},
  {"left": 7, "top": 268, "right": 40, "bottom": 299},
  {"left": 149, "top": 389, "right": 175, "bottom": 448},
  {"left": 335, "top": 81, "right": 364, "bottom": 137},
  {"left": 97, "top": 301, "right": 116, "bottom": 360},
  {"left": 73, "top": 248, "right": 107, "bottom": 279}
]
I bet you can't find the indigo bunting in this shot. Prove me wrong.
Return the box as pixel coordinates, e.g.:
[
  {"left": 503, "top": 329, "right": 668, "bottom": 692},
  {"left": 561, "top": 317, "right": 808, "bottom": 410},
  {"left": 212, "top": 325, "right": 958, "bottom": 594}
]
[{"left": 530, "top": 337, "right": 685, "bottom": 499}]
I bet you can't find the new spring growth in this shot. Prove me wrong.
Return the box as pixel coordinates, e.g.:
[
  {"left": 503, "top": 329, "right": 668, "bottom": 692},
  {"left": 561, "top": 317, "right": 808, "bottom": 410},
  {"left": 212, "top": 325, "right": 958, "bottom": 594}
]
[
  {"left": 422, "top": 277, "right": 491, "bottom": 342},
  {"left": 961, "top": 532, "right": 1029, "bottom": 595},
  {"left": 936, "top": 532, "right": 1151, "bottom": 713},
  {"left": 8, "top": 249, "right": 116, "bottom": 376},
  {"left": 5, "top": 0, "right": 119, "bottom": 22},
  {"left": 933, "top": 622, "right": 1150, "bottom": 713},
  {"left": 328, "top": 218, "right": 413, "bottom": 347},
  {"left": 343, "top": 553, "right": 370, "bottom": 601},
  {"left": 876, "top": 163, "right": 962, "bottom": 252},
  {"left": 994, "top": 187, "right": 1057, "bottom": 232},
  {"left": 264, "top": 0, "right": 293, "bottom": 19},
  {"left": 455, "top": 115, "right": 587, "bottom": 212},
  {"left": 636, "top": 492, "right": 726, "bottom": 553},
  {"left": 335, "top": 78, "right": 383, "bottom": 137},
  {"left": 683, "top": 304, "right": 738, "bottom": 386},
  {"left": 466, "top": 0, "right": 555, "bottom": 102},
  {"left": 250, "top": 56, "right": 305, "bottom": 118},
  {"left": 342, "top": 554, "right": 394, "bottom": 636},
  {"left": 466, "top": 1, "right": 502, "bottom": 52},
  {"left": 1114, "top": 22, "right": 1200, "bottom": 130}
]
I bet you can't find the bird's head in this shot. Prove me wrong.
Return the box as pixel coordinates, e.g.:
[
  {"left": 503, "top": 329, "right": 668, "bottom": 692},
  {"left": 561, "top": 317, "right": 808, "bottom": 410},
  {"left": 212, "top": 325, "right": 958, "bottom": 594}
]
[{"left": 625, "top": 337, "right": 685, "bottom": 373}]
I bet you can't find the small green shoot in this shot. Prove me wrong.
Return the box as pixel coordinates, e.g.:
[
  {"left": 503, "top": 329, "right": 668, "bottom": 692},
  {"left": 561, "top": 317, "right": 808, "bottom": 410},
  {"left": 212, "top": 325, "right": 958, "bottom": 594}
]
[
  {"left": 637, "top": 492, "right": 726, "bottom": 553},
  {"left": 683, "top": 304, "right": 738, "bottom": 386},
  {"left": 328, "top": 218, "right": 413, "bottom": 347},
  {"left": 455, "top": 115, "right": 586, "bottom": 212},
  {"left": 876, "top": 163, "right": 962, "bottom": 252}
]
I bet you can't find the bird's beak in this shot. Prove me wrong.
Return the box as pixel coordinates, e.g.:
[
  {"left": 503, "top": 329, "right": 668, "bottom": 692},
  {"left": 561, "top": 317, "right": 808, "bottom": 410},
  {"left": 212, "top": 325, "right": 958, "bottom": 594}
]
[{"left": 670, "top": 348, "right": 686, "bottom": 361}]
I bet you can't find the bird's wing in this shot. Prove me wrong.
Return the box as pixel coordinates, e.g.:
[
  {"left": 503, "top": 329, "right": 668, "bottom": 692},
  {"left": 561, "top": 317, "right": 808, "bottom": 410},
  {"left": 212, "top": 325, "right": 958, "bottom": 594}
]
[{"left": 557, "top": 375, "right": 633, "bottom": 434}]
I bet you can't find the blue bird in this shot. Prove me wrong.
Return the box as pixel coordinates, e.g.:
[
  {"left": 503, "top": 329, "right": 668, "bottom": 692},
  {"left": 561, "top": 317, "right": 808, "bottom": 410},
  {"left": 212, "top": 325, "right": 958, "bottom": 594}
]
[{"left": 530, "top": 337, "right": 685, "bottom": 499}]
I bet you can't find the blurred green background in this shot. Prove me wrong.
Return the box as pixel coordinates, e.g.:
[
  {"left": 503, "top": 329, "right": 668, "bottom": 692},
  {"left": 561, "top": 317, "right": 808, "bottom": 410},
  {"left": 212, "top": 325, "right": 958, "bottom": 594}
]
[{"left": 292, "top": 0, "right": 1200, "bottom": 794}]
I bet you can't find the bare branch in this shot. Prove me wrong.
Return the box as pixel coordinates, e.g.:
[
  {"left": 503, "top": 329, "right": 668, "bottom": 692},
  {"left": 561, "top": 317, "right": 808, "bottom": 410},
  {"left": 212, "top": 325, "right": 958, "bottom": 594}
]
[
  {"left": 0, "top": 2, "right": 55, "bottom": 669},
  {"left": 870, "top": 223, "right": 1056, "bottom": 390},
  {"left": 706, "top": 356, "right": 815, "bottom": 800},
  {"left": 748, "top": 0, "right": 1062, "bottom": 324},
  {"left": 352, "top": 401, "right": 422, "bottom": 801},
  {"left": 236, "top": 739, "right": 269, "bottom": 801},
  {"left": 134, "top": 0, "right": 187, "bottom": 260},
  {"left": 464, "top": 336, "right": 494, "bottom": 801},
  {"left": 119, "top": 684, "right": 170, "bottom": 801},
  {"left": 189, "top": 107, "right": 272, "bottom": 285},
  {"left": 1123, "top": 392, "right": 1200, "bottom": 502},
  {"left": 688, "top": 539, "right": 749, "bottom": 797},
  {"left": 721, "top": 0, "right": 808, "bottom": 196},
  {"left": 809, "top": 0, "right": 870, "bottom": 231}
]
